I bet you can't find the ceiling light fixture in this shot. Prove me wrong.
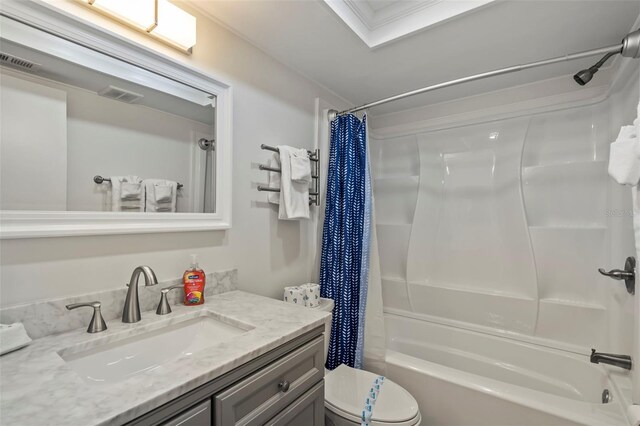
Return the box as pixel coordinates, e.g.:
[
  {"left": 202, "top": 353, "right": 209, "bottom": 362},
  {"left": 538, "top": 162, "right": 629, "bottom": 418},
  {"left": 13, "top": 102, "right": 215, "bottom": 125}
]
[
  {"left": 153, "top": 0, "right": 197, "bottom": 52},
  {"left": 78, "top": 0, "right": 196, "bottom": 53}
]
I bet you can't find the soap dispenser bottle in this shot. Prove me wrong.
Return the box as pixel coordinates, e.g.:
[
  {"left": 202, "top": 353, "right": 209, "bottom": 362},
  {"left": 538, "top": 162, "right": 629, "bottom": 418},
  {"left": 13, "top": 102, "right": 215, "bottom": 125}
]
[{"left": 183, "top": 254, "right": 205, "bottom": 306}]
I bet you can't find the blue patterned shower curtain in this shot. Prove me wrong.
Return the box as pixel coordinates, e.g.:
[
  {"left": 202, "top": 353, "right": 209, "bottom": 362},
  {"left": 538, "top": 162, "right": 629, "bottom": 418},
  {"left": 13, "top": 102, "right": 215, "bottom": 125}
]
[{"left": 320, "top": 113, "right": 371, "bottom": 370}]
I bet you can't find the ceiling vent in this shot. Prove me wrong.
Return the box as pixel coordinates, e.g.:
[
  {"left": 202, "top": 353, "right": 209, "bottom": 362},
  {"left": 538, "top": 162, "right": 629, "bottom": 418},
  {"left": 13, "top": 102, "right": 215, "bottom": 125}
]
[
  {"left": 97, "top": 85, "right": 144, "bottom": 103},
  {"left": 0, "top": 52, "right": 41, "bottom": 72}
]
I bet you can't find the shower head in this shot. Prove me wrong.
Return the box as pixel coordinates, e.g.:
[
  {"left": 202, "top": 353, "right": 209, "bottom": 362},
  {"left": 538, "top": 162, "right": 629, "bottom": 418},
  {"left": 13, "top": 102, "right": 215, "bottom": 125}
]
[
  {"left": 574, "top": 28, "right": 640, "bottom": 86},
  {"left": 573, "top": 67, "right": 596, "bottom": 86},
  {"left": 573, "top": 51, "right": 617, "bottom": 86}
]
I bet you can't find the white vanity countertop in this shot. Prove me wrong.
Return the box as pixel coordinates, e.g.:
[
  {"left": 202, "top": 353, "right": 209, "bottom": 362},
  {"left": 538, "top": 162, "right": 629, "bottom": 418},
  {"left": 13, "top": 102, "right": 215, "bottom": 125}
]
[{"left": 0, "top": 291, "right": 329, "bottom": 426}]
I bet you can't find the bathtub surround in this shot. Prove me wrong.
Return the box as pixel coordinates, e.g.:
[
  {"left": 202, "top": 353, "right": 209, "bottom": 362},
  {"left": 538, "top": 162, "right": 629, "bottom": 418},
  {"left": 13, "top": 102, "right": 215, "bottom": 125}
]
[
  {"left": 369, "top": 60, "right": 640, "bottom": 356},
  {"left": 0, "top": 269, "right": 237, "bottom": 340}
]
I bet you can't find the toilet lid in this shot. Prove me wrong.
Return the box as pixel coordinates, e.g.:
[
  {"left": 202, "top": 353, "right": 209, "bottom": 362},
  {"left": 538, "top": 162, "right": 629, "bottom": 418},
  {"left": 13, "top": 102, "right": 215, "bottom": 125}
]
[{"left": 325, "top": 365, "right": 420, "bottom": 424}]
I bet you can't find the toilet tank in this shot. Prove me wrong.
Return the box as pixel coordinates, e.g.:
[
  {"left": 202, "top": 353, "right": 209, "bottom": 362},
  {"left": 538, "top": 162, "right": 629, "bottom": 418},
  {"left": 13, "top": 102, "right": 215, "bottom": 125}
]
[{"left": 316, "top": 297, "right": 334, "bottom": 363}]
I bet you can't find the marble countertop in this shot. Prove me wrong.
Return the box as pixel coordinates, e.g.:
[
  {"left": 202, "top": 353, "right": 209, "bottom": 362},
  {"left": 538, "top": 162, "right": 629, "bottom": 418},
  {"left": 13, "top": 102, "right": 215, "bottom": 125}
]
[{"left": 0, "top": 291, "right": 329, "bottom": 426}]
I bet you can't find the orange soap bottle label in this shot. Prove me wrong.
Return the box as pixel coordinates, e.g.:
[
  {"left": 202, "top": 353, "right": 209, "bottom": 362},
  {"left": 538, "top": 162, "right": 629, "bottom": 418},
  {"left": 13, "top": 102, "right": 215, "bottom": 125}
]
[{"left": 183, "top": 269, "right": 205, "bottom": 306}]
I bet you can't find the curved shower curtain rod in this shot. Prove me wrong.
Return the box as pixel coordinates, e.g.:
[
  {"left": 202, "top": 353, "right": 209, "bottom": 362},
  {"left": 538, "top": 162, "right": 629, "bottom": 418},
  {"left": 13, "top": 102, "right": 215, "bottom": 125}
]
[{"left": 328, "top": 29, "right": 640, "bottom": 120}]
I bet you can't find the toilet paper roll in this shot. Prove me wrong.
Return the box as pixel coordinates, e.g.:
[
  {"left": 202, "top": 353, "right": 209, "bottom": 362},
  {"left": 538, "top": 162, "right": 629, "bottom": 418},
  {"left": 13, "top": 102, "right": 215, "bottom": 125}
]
[
  {"left": 283, "top": 286, "right": 306, "bottom": 306},
  {"left": 300, "top": 283, "right": 320, "bottom": 308}
]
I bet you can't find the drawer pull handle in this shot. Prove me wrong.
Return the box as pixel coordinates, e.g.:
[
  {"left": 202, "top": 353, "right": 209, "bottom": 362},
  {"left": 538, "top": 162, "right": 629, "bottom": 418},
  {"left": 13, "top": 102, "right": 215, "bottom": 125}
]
[{"left": 278, "top": 380, "right": 290, "bottom": 392}]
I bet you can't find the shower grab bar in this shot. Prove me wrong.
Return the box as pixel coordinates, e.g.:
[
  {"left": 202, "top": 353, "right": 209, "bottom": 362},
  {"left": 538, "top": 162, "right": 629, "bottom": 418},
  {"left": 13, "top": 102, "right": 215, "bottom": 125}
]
[
  {"left": 258, "top": 144, "right": 320, "bottom": 206},
  {"left": 93, "top": 175, "right": 184, "bottom": 189}
]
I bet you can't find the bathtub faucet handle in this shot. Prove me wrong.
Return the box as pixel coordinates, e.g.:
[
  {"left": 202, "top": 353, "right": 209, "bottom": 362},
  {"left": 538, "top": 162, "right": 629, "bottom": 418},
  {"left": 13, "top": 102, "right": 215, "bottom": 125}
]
[{"left": 598, "top": 256, "right": 635, "bottom": 295}]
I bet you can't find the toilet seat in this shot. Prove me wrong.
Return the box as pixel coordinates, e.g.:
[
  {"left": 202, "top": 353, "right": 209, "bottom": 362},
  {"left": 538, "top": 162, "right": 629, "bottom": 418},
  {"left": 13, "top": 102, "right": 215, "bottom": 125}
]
[
  {"left": 325, "top": 365, "right": 421, "bottom": 426},
  {"left": 326, "top": 402, "right": 421, "bottom": 426}
]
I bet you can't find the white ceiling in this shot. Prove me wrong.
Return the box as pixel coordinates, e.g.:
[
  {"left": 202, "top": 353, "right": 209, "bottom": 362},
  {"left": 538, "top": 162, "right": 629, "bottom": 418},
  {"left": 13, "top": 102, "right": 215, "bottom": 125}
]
[{"left": 189, "top": 0, "right": 640, "bottom": 115}]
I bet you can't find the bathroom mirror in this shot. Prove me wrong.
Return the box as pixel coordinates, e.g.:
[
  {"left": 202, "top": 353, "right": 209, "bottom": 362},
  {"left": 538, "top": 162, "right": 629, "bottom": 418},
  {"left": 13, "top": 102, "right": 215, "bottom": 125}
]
[{"left": 0, "top": 0, "right": 232, "bottom": 238}]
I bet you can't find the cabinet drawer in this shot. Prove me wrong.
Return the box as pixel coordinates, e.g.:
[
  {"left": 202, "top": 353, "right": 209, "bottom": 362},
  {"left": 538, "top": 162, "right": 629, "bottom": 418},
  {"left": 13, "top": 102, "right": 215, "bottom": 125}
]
[
  {"left": 214, "top": 336, "right": 324, "bottom": 426},
  {"left": 265, "top": 382, "right": 324, "bottom": 426},
  {"left": 161, "top": 400, "right": 211, "bottom": 426}
]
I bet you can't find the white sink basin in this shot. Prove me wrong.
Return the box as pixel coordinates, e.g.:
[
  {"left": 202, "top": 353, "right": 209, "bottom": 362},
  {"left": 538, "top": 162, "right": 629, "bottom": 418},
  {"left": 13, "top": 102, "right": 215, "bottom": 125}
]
[{"left": 59, "top": 315, "right": 252, "bottom": 385}]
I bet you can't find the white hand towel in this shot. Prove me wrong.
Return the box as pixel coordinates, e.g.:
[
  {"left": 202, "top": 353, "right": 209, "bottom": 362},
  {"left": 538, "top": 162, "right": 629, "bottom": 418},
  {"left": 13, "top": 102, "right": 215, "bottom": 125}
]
[
  {"left": 283, "top": 286, "right": 306, "bottom": 306},
  {"left": 277, "top": 146, "right": 310, "bottom": 220},
  {"left": 290, "top": 149, "right": 312, "bottom": 183},
  {"left": 300, "top": 283, "right": 320, "bottom": 307},
  {"left": 144, "top": 179, "right": 178, "bottom": 212},
  {"left": 267, "top": 155, "right": 281, "bottom": 205},
  {"left": 109, "top": 176, "right": 143, "bottom": 211},
  {"left": 121, "top": 182, "right": 142, "bottom": 200},
  {"left": 0, "top": 323, "right": 32, "bottom": 355},
  {"left": 154, "top": 184, "right": 173, "bottom": 203},
  {"left": 608, "top": 125, "right": 640, "bottom": 186},
  {"left": 628, "top": 405, "right": 640, "bottom": 426}
]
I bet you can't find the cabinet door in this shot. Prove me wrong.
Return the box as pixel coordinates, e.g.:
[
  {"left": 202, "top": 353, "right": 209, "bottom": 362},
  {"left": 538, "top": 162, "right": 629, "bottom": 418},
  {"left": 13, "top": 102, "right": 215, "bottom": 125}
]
[
  {"left": 161, "top": 400, "right": 211, "bottom": 426},
  {"left": 214, "top": 336, "right": 324, "bottom": 426},
  {"left": 265, "top": 382, "right": 324, "bottom": 426}
]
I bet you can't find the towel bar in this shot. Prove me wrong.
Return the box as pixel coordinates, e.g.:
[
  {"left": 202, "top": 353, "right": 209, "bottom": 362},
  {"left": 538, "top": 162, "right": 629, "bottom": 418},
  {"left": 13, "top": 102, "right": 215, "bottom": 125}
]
[
  {"left": 258, "top": 145, "right": 320, "bottom": 206},
  {"left": 258, "top": 186, "right": 319, "bottom": 196},
  {"left": 258, "top": 164, "right": 319, "bottom": 179},
  {"left": 260, "top": 144, "right": 319, "bottom": 162},
  {"left": 93, "top": 175, "right": 184, "bottom": 189}
]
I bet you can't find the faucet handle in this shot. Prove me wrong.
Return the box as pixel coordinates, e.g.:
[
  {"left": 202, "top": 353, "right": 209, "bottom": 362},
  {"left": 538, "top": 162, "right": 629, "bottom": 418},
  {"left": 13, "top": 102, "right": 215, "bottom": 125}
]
[
  {"left": 598, "top": 256, "right": 635, "bottom": 295},
  {"left": 66, "top": 301, "right": 108, "bottom": 333},
  {"left": 156, "top": 285, "right": 183, "bottom": 315}
]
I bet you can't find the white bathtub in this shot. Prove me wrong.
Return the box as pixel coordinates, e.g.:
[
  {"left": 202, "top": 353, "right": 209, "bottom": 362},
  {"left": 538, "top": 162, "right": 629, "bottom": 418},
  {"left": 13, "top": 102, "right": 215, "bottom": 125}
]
[{"left": 384, "top": 313, "right": 632, "bottom": 426}]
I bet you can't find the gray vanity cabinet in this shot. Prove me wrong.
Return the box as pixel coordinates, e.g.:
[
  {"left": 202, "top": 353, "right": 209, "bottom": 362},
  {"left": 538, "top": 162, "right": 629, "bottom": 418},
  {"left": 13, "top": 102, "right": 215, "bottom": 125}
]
[
  {"left": 265, "top": 382, "right": 324, "bottom": 426},
  {"left": 130, "top": 327, "right": 325, "bottom": 426},
  {"left": 214, "top": 336, "right": 324, "bottom": 425}
]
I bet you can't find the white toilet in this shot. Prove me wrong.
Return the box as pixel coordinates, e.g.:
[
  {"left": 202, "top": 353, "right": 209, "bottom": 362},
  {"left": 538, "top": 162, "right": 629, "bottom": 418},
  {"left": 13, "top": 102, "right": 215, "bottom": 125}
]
[{"left": 316, "top": 299, "right": 421, "bottom": 426}]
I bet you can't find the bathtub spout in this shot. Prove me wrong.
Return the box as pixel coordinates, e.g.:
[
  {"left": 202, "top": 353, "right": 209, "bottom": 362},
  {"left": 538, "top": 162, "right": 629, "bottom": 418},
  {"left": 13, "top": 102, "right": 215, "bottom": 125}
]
[{"left": 590, "top": 349, "right": 632, "bottom": 370}]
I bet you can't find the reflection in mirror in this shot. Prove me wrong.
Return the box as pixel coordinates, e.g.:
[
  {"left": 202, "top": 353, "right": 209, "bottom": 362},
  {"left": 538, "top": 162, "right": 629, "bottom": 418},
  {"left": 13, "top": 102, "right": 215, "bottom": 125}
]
[{"left": 0, "top": 39, "right": 216, "bottom": 214}]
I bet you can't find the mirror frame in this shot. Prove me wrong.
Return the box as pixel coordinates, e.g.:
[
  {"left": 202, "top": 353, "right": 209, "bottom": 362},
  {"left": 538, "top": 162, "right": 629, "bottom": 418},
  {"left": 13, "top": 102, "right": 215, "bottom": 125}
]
[{"left": 0, "top": 0, "right": 232, "bottom": 238}]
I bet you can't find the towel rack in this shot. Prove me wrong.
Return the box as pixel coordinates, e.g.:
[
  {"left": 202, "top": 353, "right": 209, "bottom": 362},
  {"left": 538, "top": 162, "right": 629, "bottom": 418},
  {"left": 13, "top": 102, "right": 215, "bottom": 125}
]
[
  {"left": 93, "top": 175, "right": 184, "bottom": 189},
  {"left": 257, "top": 144, "right": 320, "bottom": 206}
]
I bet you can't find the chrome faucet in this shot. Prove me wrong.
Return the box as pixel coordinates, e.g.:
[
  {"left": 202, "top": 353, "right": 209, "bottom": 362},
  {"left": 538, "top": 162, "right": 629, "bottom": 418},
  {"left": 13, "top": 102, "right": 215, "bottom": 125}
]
[
  {"left": 122, "top": 266, "right": 158, "bottom": 323},
  {"left": 590, "top": 349, "right": 632, "bottom": 370}
]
